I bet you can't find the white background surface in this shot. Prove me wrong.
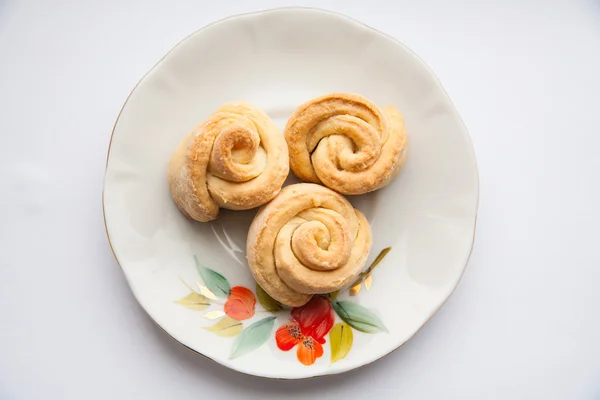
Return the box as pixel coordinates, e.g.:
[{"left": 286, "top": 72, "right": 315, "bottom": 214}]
[{"left": 1, "top": 0, "right": 599, "bottom": 398}]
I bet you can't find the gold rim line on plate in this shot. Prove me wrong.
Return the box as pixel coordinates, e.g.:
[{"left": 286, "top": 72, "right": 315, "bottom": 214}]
[{"left": 101, "top": 6, "right": 480, "bottom": 381}]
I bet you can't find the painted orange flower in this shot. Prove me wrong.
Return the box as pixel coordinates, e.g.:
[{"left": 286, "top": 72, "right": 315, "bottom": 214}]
[
  {"left": 275, "top": 296, "right": 334, "bottom": 365},
  {"left": 224, "top": 286, "right": 256, "bottom": 321}
]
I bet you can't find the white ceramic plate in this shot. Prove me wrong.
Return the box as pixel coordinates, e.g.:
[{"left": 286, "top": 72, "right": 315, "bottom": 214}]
[{"left": 103, "top": 7, "right": 478, "bottom": 379}]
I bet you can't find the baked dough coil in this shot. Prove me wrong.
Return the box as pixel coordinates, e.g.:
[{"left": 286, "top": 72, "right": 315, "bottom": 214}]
[
  {"left": 246, "top": 183, "right": 372, "bottom": 307},
  {"left": 168, "top": 102, "right": 289, "bottom": 222},
  {"left": 285, "top": 93, "right": 408, "bottom": 195}
]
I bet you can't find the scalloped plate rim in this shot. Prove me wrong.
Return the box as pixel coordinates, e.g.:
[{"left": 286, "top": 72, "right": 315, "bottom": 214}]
[{"left": 102, "top": 6, "right": 479, "bottom": 380}]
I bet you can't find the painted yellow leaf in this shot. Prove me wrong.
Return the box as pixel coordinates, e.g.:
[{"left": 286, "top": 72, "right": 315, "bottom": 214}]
[
  {"left": 197, "top": 282, "right": 218, "bottom": 301},
  {"left": 349, "top": 280, "right": 362, "bottom": 296},
  {"left": 174, "top": 292, "right": 210, "bottom": 311},
  {"left": 330, "top": 322, "right": 353, "bottom": 364},
  {"left": 365, "top": 273, "right": 373, "bottom": 290},
  {"left": 204, "top": 316, "right": 243, "bottom": 337},
  {"left": 328, "top": 290, "right": 340, "bottom": 300},
  {"left": 256, "top": 283, "right": 283, "bottom": 311},
  {"left": 204, "top": 310, "right": 225, "bottom": 319}
]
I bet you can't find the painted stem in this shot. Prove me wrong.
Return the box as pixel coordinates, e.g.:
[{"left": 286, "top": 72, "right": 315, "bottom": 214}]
[{"left": 347, "top": 247, "right": 392, "bottom": 290}]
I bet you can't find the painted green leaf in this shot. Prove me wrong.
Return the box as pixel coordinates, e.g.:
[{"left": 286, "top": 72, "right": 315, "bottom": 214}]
[
  {"left": 194, "top": 255, "right": 231, "bottom": 298},
  {"left": 256, "top": 284, "right": 283, "bottom": 312},
  {"left": 332, "top": 301, "right": 388, "bottom": 333},
  {"left": 174, "top": 292, "right": 210, "bottom": 311},
  {"left": 230, "top": 316, "right": 276, "bottom": 359},
  {"left": 204, "top": 316, "right": 243, "bottom": 337},
  {"left": 330, "top": 322, "right": 353, "bottom": 364}
]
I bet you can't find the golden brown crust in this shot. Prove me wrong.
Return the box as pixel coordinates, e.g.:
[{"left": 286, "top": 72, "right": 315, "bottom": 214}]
[
  {"left": 168, "top": 101, "right": 289, "bottom": 222},
  {"left": 284, "top": 93, "right": 408, "bottom": 195},
  {"left": 246, "top": 183, "right": 372, "bottom": 307}
]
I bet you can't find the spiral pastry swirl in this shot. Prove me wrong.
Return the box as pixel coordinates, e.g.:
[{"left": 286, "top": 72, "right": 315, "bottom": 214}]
[
  {"left": 285, "top": 93, "right": 408, "bottom": 195},
  {"left": 246, "top": 183, "right": 372, "bottom": 307},
  {"left": 168, "top": 101, "right": 289, "bottom": 222}
]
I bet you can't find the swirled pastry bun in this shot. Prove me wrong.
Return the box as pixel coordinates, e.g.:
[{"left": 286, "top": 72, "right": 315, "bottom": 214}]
[
  {"left": 246, "top": 183, "right": 372, "bottom": 307},
  {"left": 285, "top": 93, "right": 408, "bottom": 195},
  {"left": 168, "top": 101, "right": 289, "bottom": 222}
]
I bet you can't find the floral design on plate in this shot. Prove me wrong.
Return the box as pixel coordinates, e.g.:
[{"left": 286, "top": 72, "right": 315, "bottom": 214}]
[{"left": 175, "top": 248, "right": 391, "bottom": 366}]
